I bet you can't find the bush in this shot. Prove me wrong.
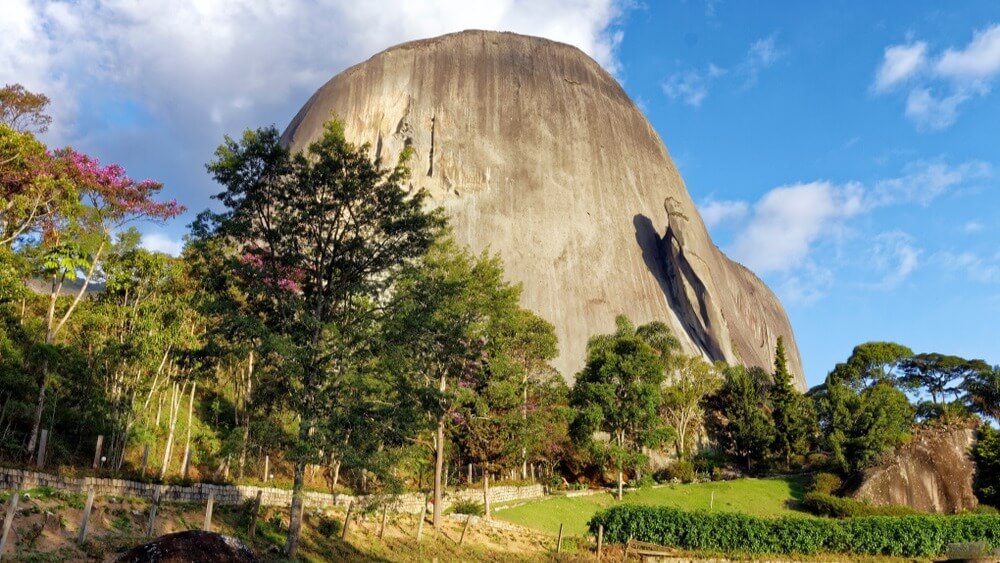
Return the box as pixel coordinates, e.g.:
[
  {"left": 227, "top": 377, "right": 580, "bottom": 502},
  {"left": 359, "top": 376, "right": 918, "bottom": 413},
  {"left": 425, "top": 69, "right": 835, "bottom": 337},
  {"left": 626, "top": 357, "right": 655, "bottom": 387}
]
[
  {"left": 801, "top": 492, "right": 916, "bottom": 518},
  {"left": 316, "top": 515, "right": 342, "bottom": 537},
  {"left": 809, "top": 473, "right": 842, "bottom": 495},
  {"left": 663, "top": 460, "right": 696, "bottom": 483},
  {"left": 587, "top": 505, "right": 1000, "bottom": 557},
  {"left": 449, "top": 499, "right": 484, "bottom": 516}
]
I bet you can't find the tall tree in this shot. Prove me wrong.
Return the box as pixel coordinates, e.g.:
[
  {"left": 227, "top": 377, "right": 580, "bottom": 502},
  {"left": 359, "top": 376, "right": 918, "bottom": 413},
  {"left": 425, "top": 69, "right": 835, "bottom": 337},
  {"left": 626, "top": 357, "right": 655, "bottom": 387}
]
[
  {"left": 965, "top": 365, "right": 1000, "bottom": 424},
  {"left": 898, "top": 353, "right": 990, "bottom": 405},
  {"left": 769, "top": 337, "right": 814, "bottom": 468},
  {"left": 25, "top": 144, "right": 182, "bottom": 458},
  {"left": 660, "top": 355, "right": 722, "bottom": 459},
  {"left": 829, "top": 341, "right": 912, "bottom": 391},
  {"left": 204, "top": 122, "right": 443, "bottom": 556},
  {"left": 705, "top": 365, "right": 774, "bottom": 473},
  {"left": 570, "top": 315, "right": 670, "bottom": 500},
  {"left": 0, "top": 84, "right": 52, "bottom": 134}
]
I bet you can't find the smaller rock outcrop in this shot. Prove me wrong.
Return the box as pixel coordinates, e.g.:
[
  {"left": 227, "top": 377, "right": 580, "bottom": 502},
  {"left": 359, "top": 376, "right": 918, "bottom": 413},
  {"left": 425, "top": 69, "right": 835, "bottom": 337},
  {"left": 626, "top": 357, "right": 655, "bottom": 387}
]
[
  {"left": 853, "top": 422, "right": 979, "bottom": 514},
  {"left": 115, "top": 530, "right": 258, "bottom": 562}
]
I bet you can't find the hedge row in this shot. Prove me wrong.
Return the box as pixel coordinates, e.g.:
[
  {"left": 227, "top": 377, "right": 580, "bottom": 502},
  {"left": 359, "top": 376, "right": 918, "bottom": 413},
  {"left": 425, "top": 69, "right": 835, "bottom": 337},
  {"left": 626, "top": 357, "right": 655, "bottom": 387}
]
[
  {"left": 587, "top": 505, "right": 1000, "bottom": 557},
  {"left": 800, "top": 492, "right": 917, "bottom": 518}
]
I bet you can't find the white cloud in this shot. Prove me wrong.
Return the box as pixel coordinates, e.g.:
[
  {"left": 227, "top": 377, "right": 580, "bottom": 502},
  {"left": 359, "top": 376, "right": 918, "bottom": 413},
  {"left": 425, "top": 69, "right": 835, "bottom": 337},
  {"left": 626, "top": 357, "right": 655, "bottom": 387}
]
[
  {"left": 0, "top": 0, "right": 630, "bottom": 213},
  {"left": 728, "top": 181, "right": 863, "bottom": 273},
  {"left": 699, "top": 199, "right": 748, "bottom": 228},
  {"left": 935, "top": 25, "right": 1000, "bottom": 81},
  {"left": 663, "top": 64, "right": 725, "bottom": 107},
  {"left": 869, "top": 231, "right": 920, "bottom": 288},
  {"left": 141, "top": 232, "right": 184, "bottom": 256},
  {"left": 964, "top": 221, "right": 985, "bottom": 233},
  {"left": 875, "top": 24, "right": 1000, "bottom": 129},
  {"left": 870, "top": 159, "right": 991, "bottom": 207},
  {"left": 873, "top": 42, "right": 927, "bottom": 92},
  {"left": 939, "top": 251, "right": 1000, "bottom": 284},
  {"left": 717, "top": 159, "right": 986, "bottom": 300},
  {"left": 744, "top": 35, "right": 782, "bottom": 86}
]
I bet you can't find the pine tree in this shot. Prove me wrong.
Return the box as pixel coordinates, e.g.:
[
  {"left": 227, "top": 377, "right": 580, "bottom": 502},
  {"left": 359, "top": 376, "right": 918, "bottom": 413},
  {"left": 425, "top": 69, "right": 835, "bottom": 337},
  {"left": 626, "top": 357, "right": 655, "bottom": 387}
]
[{"left": 769, "top": 337, "right": 812, "bottom": 469}]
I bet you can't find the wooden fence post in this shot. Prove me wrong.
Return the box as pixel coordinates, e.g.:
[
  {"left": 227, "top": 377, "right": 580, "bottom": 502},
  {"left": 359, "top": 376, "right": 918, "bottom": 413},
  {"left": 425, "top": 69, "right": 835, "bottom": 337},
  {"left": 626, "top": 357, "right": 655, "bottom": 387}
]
[
  {"left": 341, "top": 501, "right": 354, "bottom": 540},
  {"left": 77, "top": 488, "right": 96, "bottom": 545},
  {"left": 140, "top": 445, "right": 150, "bottom": 478},
  {"left": 36, "top": 430, "right": 48, "bottom": 469},
  {"left": 147, "top": 485, "right": 161, "bottom": 537},
  {"left": 202, "top": 488, "right": 215, "bottom": 532},
  {"left": 416, "top": 495, "right": 428, "bottom": 542},
  {"left": 459, "top": 515, "right": 471, "bottom": 545},
  {"left": 92, "top": 436, "right": 104, "bottom": 470},
  {"left": 248, "top": 490, "right": 262, "bottom": 539},
  {"left": 556, "top": 522, "right": 564, "bottom": 553},
  {"left": 378, "top": 504, "right": 388, "bottom": 539},
  {"left": 1, "top": 491, "right": 20, "bottom": 559},
  {"left": 597, "top": 524, "right": 604, "bottom": 560}
]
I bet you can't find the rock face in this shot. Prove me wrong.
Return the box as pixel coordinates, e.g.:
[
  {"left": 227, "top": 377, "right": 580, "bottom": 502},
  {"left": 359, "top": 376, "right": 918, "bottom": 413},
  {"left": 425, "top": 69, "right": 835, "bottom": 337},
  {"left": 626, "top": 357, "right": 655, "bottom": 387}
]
[
  {"left": 115, "top": 531, "right": 258, "bottom": 562},
  {"left": 853, "top": 423, "right": 978, "bottom": 513},
  {"left": 282, "top": 30, "right": 805, "bottom": 387}
]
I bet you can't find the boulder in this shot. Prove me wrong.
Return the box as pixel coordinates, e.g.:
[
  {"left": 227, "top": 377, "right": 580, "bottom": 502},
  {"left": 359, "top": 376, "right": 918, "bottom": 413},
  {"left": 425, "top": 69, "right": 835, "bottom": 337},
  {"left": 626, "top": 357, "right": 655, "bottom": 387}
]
[
  {"left": 282, "top": 30, "right": 805, "bottom": 388},
  {"left": 115, "top": 530, "right": 258, "bottom": 562}
]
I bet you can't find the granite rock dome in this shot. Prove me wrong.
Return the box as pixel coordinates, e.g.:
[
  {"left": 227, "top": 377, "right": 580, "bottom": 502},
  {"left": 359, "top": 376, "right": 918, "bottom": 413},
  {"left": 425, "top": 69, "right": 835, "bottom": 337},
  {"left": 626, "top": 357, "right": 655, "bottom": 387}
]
[{"left": 281, "top": 30, "right": 805, "bottom": 388}]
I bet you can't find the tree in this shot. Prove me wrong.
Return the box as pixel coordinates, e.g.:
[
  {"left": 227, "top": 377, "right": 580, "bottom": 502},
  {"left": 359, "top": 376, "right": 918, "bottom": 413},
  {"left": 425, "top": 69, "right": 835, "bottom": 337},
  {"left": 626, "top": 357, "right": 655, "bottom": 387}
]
[
  {"left": 660, "top": 355, "right": 722, "bottom": 459},
  {"left": 814, "top": 375, "right": 913, "bottom": 474},
  {"left": 204, "top": 121, "right": 443, "bottom": 556},
  {"left": 965, "top": 365, "right": 1000, "bottom": 424},
  {"left": 829, "top": 341, "right": 912, "bottom": 391},
  {"left": 25, "top": 144, "right": 182, "bottom": 458},
  {"left": 705, "top": 365, "right": 774, "bottom": 473},
  {"left": 769, "top": 337, "right": 814, "bottom": 468},
  {"left": 972, "top": 426, "right": 1000, "bottom": 507},
  {"left": 385, "top": 237, "right": 556, "bottom": 525},
  {"left": 898, "top": 353, "right": 991, "bottom": 405},
  {"left": 570, "top": 315, "right": 670, "bottom": 500},
  {"left": 0, "top": 84, "right": 52, "bottom": 134}
]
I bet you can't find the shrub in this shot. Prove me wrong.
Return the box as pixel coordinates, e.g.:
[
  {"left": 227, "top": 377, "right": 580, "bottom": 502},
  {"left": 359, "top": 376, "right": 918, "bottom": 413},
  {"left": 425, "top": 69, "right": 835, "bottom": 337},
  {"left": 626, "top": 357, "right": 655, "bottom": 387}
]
[
  {"left": 449, "top": 499, "right": 484, "bottom": 516},
  {"left": 809, "top": 473, "right": 842, "bottom": 495},
  {"left": 663, "top": 460, "right": 696, "bottom": 483},
  {"left": 316, "top": 515, "right": 342, "bottom": 537},
  {"left": 801, "top": 492, "right": 916, "bottom": 518},
  {"left": 587, "top": 505, "right": 1000, "bottom": 557}
]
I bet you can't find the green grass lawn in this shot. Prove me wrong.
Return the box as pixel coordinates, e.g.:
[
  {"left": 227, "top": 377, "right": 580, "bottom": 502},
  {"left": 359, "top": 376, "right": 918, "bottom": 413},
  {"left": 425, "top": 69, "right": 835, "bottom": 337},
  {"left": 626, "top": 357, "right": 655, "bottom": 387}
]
[{"left": 495, "top": 476, "right": 809, "bottom": 537}]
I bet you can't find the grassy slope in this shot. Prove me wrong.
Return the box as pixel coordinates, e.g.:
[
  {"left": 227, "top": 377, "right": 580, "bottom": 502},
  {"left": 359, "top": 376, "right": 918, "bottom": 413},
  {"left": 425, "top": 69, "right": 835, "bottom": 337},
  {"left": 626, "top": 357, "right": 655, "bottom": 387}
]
[{"left": 496, "top": 476, "right": 810, "bottom": 537}]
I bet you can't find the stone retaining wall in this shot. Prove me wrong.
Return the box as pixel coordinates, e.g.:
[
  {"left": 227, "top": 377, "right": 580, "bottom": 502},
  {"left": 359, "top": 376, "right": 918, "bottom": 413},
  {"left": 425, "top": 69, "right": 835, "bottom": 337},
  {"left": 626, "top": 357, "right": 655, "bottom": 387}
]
[{"left": 0, "top": 467, "right": 544, "bottom": 513}]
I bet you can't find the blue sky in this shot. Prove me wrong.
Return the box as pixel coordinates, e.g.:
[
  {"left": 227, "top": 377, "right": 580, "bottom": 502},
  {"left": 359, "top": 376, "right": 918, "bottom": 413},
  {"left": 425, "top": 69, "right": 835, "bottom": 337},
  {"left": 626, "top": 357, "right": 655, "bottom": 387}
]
[{"left": 2, "top": 1, "right": 997, "bottom": 386}]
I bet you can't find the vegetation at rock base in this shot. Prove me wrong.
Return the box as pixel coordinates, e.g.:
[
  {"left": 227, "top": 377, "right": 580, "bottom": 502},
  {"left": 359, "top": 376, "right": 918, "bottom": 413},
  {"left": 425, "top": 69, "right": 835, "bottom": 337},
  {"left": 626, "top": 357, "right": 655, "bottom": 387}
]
[{"left": 2, "top": 83, "right": 1000, "bottom": 560}]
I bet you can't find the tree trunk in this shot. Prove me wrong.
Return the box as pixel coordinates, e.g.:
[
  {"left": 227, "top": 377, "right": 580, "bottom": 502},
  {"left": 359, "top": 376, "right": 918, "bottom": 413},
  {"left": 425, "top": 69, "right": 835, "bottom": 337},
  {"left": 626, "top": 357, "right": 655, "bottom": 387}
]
[
  {"left": 284, "top": 421, "right": 310, "bottom": 557},
  {"left": 26, "top": 359, "right": 48, "bottom": 461},
  {"left": 160, "top": 383, "right": 182, "bottom": 480},
  {"left": 180, "top": 382, "right": 196, "bottom": 477},
  {"left": 433, "top": 370, "right": 447, "bottom": 529},
  {"left": 433, "top": 414, "right": 445, "bottom": 529},
  {"left": 483, "top": 471, "right": 491, "bottom": 519}
]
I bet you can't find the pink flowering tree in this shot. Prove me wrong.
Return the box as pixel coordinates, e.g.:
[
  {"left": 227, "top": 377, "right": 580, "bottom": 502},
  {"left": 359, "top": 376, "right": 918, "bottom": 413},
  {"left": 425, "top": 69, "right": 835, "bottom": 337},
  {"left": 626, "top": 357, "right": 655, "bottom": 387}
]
[{"left": 25, "top": 147, "right": 183, "bottom": 458}]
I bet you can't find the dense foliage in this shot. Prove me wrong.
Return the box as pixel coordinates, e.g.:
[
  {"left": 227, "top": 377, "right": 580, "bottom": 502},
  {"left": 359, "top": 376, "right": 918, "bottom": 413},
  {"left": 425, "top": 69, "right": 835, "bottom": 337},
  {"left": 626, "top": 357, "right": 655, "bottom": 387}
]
[{"left": 588, "top": 504, "right": 1000, "bottom": 557}]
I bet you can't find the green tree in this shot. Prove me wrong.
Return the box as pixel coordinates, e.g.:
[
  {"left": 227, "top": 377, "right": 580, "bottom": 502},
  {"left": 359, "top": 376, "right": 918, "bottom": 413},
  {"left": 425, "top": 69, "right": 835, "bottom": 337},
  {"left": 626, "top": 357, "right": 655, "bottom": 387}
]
[
  {"left": 769, "top": 337, "right": 814, "bottom": 468},
  {"left": 204, "top": 121, "right": 443, "bottom": 556},
  {"left": 972, "top": 425, "right": 1000, "bottom": 507},
  {"left": 570, "top": 315, "right": 670, "bottom": 500},
  {"left": 829, "top": 341, "right": 913, "bottom": 391},
  {"left": 660, "top": 355, "right": 722, "bottom": 459},
  {"left": 705, "top": 365, "right": 774, "bottom": 473},
  {"left": 0, "top": 84, "right": 52, "bottom": 134},
  {"left": 898, "top": 353, "right": 991, "bottom": 405},
  {"left": 965, "top": 365, "right": 1000, "bottom": 424}
]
